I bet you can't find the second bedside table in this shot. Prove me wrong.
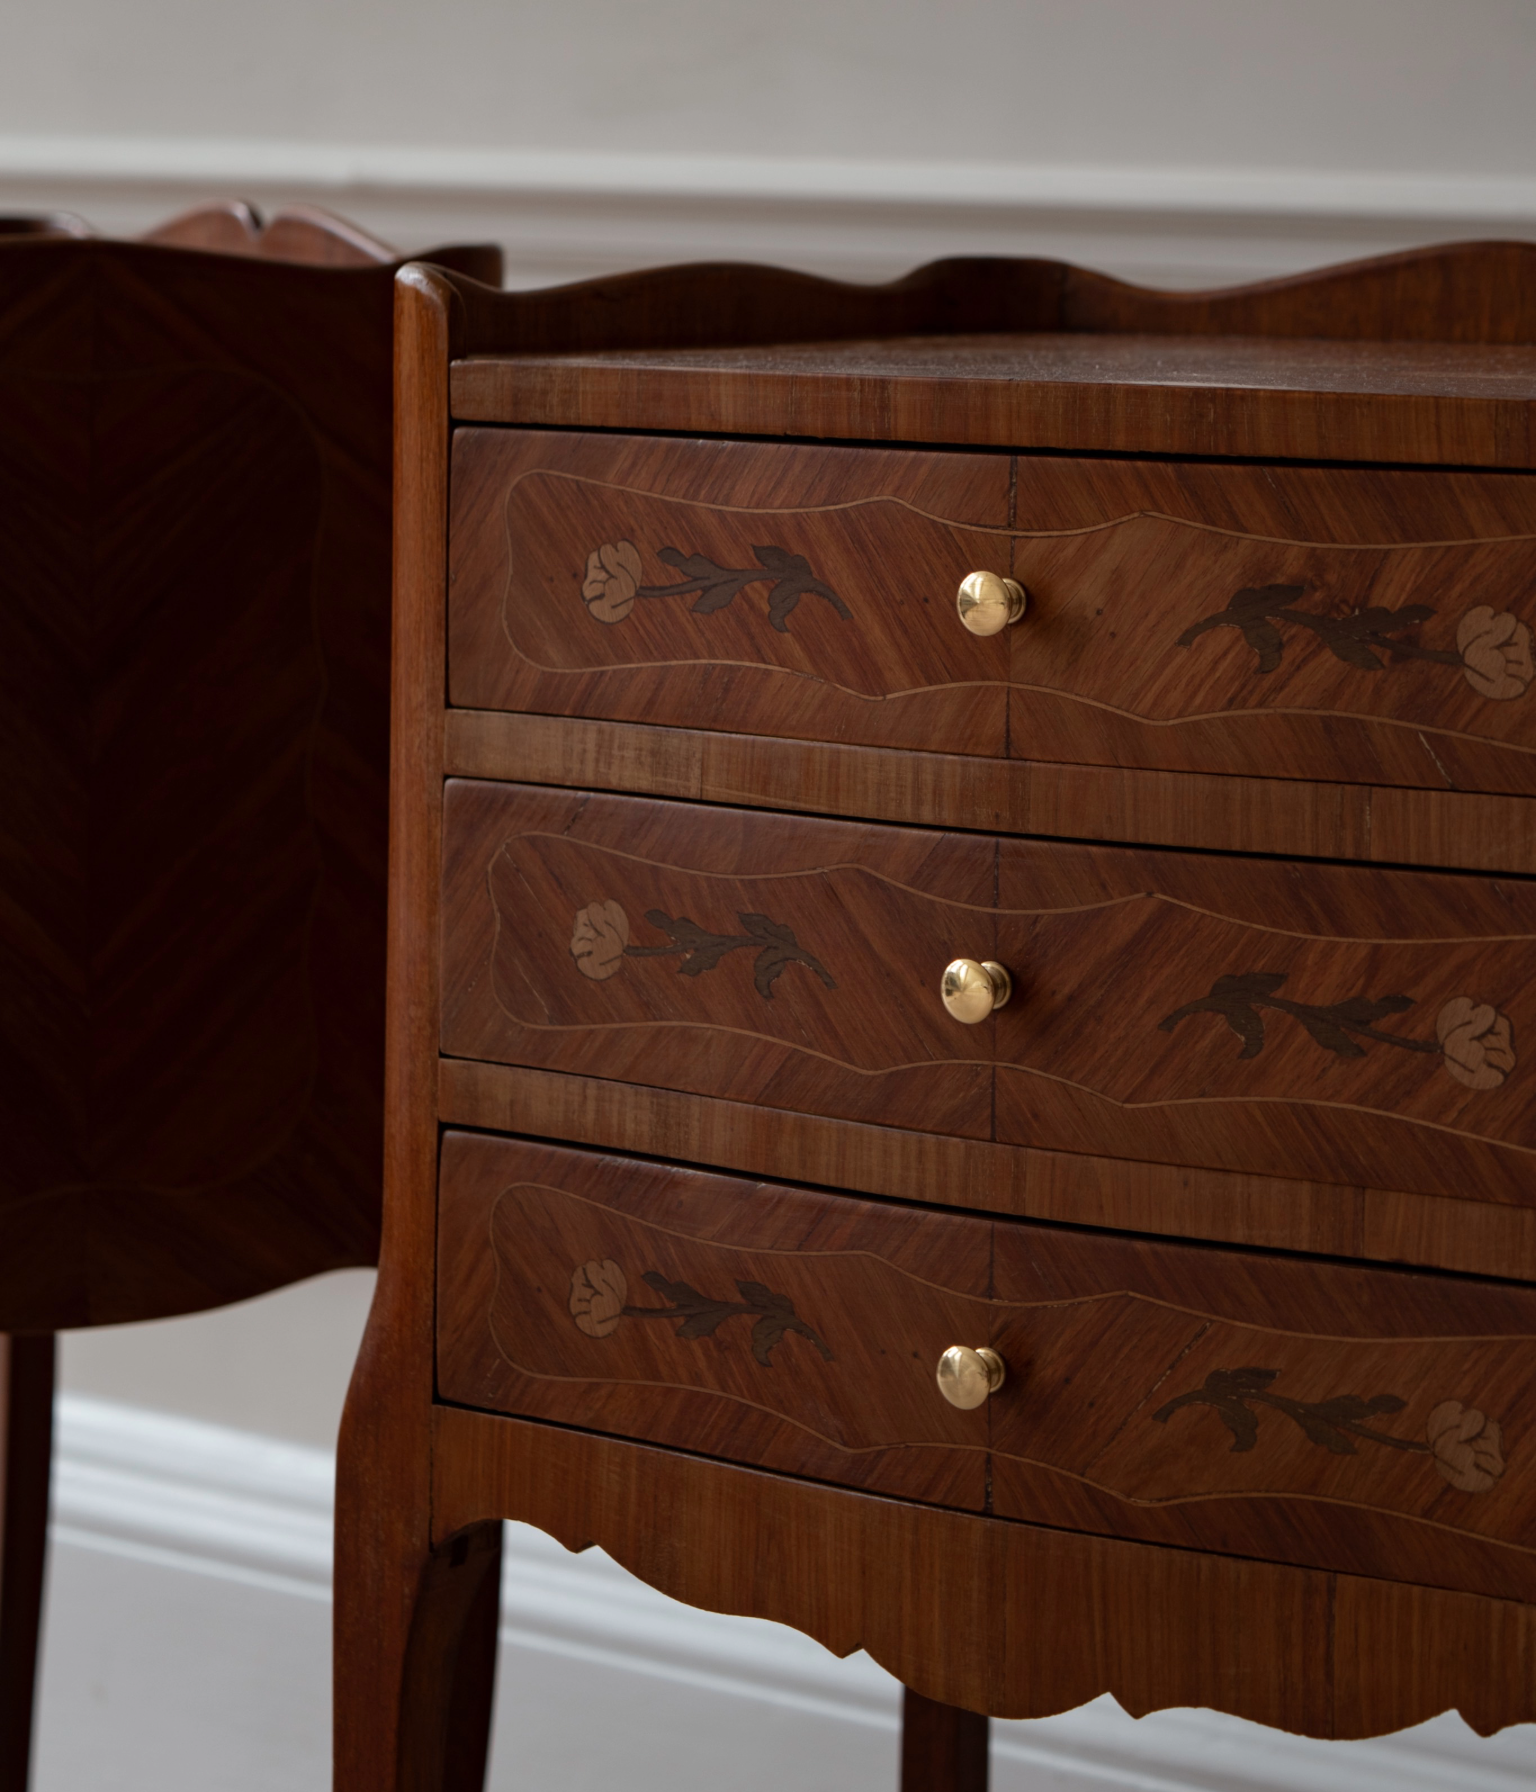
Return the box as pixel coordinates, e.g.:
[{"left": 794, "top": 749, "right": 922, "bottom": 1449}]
[{"left": 340, "top": 242, "right": 1536, "bottom": 1791}]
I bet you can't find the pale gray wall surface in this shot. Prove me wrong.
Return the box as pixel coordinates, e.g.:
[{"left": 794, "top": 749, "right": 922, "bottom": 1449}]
[
  {"left": 2, "top": 0, "right": 1534, "bottom": 175},
  {"left": 4, "top": 0, "right": 1536, "bottom": 286},
  {"left": 59, "top": 1270, "right": 376, "bottom": 1449}
]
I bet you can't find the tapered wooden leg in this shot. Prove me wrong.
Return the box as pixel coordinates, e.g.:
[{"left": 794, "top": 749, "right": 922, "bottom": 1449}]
[
  {"left": 0, "top": 1335, "right": 54, "bottom": 1792},
  {"left": 900, "top": 1687, "right": 989, "bottom": 1792},
  {"left": 404, "top": 1523, "right": 503, "bottom": 1792},
  {"left": 336, "top": 1464, "right": 503, "bottom": 1792}
]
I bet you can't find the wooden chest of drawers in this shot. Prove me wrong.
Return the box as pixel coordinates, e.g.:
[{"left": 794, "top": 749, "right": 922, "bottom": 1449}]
[{"left": 337, "top": 242, "right": 1536, "bottom": 1789}]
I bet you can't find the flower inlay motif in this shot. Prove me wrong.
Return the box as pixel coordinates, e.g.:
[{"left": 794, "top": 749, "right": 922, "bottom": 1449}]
[
  {"left": 568, "top": 1258, "right": 832, "bottom": 1367},
  {"left": 1154, "top": 1367, "right": 1507, "bottom": 1494},
  {"left": 1177, "top": 584, "right": 1534, "bottom": 701},
  {"left": 1158, "top": 973, "right": 1515, "bottom": 1090},
  {"left": 569, "top": 900, "right": 630, "bottom": 980},
  {"left": 569, "top": 900, "right": 835, "bottom": 1002},
  {"left": 581, "top": 539, "right": 848, "bottom": 633}
]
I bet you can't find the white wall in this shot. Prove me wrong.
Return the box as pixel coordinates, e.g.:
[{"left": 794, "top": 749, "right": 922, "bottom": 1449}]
[
  {"left": 3, "top": 0, "right": 1536, "bottom": 286},
  {"left": 4, "top": 0, "right": 1532, "bottom": 170},
  {"left": 60, "top": 1270, "right": 376, "bottom": 1450}
]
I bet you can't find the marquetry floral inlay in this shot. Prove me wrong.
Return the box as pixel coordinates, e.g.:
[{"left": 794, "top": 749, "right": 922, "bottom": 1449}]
[
  {"left": 1436, "top": 996, "right": 1518, "bottom": 1090},
  {"left": 581, "top": 539, "right": 849, "bottom": 633},
  {"left": 568, "top": 1258, "right": 628, "bottom": 1337},
  {"left": 1153, "top": 1367, "right": 1506, "bottom": 1493},
  {"left": 1426, "top": 1399, "right": 1508, "bottom": 1493},
  {"left": 568, "top": 1259, "right": 832, "bottom": 1366},
  {"left": 568, "top": 901, "right": 835, "bottom": 1002},
  {"left": 1158, "top": 972, "right": 1515, "bottom": 1089},
  {"left": 1458, "top": 606, "right": 1536, "bottom": 699},
  {"left": 580, "top": 541, "right": 643, "bottom": 622},
  {"left": 569, "top": 900, "right": 630, "bottom": 980},
  {"left": 1177, "top": 585, "right": 1534, "bottom": 700}
]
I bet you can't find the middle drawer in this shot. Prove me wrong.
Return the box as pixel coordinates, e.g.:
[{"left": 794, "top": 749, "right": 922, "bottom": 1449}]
[{"left": 442, "top": 780, "right": 1536, "bottom": 1206}]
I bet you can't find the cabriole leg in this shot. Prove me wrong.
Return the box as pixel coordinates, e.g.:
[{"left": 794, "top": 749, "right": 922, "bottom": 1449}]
[{"left": 335, "top": 1494, "right": 502, "bottom": 1792}]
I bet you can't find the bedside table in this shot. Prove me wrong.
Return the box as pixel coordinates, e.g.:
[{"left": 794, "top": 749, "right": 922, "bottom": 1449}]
[
  {"left": 0, "top": 204, "right": 504, "bottom": 1792},
  {"left": 338, "top": 243, "right": 1536, "bottom": 1790}
]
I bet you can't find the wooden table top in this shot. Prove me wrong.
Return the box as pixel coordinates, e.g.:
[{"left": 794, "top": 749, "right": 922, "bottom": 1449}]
[{"left": 452, "top": 330, "right": 1536, "bottom": 465}]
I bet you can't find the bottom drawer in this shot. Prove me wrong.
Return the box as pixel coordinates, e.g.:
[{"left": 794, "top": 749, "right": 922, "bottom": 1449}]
[{"left": 437, "top": 1129, "right": 1536, "bottom": 1601}]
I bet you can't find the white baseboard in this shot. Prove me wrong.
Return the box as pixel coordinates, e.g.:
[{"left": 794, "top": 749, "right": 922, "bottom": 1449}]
[
  {"left": 49, "top": 1394, "right": 1536, "bottom": 1792},
  {"left": 3, "top": 134, "right": 1536, "bottom": 289}
]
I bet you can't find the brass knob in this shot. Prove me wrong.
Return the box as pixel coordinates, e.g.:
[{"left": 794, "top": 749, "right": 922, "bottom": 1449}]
[
  {"left": 937, "top": 1346, "right": 1006, "bottom": 1410},
  {"left": 956, "top": 571, "right": 1027, "bottom": 637},
  {"left": 940, "top": 958, "right": 1012, "bottom": 1024}
]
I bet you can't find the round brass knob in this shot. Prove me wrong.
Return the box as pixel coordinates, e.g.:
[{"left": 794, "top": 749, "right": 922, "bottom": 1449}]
[
  {"left": 956, "top": 571, "right": 1027, "bottom": 637},
  {"left": 937, "top": 1345, "right": 1007, "bottom": 1410},
  {"left": 940, "top": 958, "right": 1012, "bottom": 1024}
]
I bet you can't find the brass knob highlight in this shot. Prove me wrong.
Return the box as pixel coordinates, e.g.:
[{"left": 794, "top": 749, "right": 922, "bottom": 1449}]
[
  {"left": 956, "top": 571, "right": 1027, "bottom": 637},
  {"left": 940, "top": 958, "right": 1012, "bottom": 1024},
  {"left": 937, "top": 1345, "right": 1007, "bottom": 1410}
]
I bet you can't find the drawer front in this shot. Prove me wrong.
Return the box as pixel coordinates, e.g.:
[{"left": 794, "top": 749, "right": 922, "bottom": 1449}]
[
  {"left": 449, "top": 429, "right": 1536, "bottom": 796},
  {"left": 437, "top": 1132, "right": 1536, "bottom": 1600},
  {"left": 442, "top": 780, "right": 1536, "bottom": 1205},
  {"left": 448, "top": 429, "right": 1012, "bottom": 756}
]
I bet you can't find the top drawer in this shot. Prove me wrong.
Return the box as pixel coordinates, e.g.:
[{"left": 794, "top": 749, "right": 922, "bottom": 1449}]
[{"left": 448, "top": 429, "right": 1536, "bottom": 797}]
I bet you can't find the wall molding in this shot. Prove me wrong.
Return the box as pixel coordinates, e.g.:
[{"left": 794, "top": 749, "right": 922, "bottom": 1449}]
[
  {"left": 4, "top": 133, "right": 1536, "bottom": 289},
  {"left": 50, "top": 1394, "right": 1536, "bottom": 1792},
  {"left": 7, "top": 134, "right": 1536, "bottom": 219}
]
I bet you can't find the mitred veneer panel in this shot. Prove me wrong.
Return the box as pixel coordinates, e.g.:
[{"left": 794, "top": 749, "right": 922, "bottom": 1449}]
[
  {"left": 439, "top": 779, "right": 996, "bottom": 1140},
  {"left": 437, "top": 1134, "right": 990, "bottom": 1509},
  {"left": 448, "top": 428, "right": 1013, "bottom": 755},
  {"left": 436, "top": 1131, "right": 1536, "bottom": 1601},
  {"left": 448, "top": 427, "right": 1536, "bottom": 795},
  {"left": 441, "top": 780, "right": 1536, "bottom": 1203}
]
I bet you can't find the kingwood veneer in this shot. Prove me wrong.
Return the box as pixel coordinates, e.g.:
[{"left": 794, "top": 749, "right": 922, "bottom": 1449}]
[
  {"left": 449, "top": 428, "right": 1536, "bottom": 792},
  {"left": 339, "top": 242, "right": 1536, "bottom": 1792}
]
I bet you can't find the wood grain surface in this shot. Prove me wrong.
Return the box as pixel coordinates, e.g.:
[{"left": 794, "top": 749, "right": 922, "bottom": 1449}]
[
  {"left": 336, "top": 264, "right": 511, "bottom": 1792},
  {"left": 0, "top": 236, "right": 502, "bottom": 1792},
  {"left": 139, "top": 200, "right": 392, "bottom": 265},
  {"left": 437, "top": 1133, "right": 1536, "bottom": 1601},
  {"left": 900, "top": 1691, "right": 988, "bottom": 1792},
  {"left": 438, "top": 1058, "right": 1536, "bottom": 1283},
  {"left": 449, "top": 428, "right": 1536, "bottom": 795},
  {"left": 451, "top": 333, "right": 1536, "bottom": 469},
  {"left": 349, "top": 245, "right": 1536, "bottom": 1768},
  {"left": 447, "top": 427, "right": 1011, "bottom": 755},
  {"left": 445, "top": 708, "right": 1536, "bottom": 877},
  {"left": 440, "top": 780, "right": 1536, "bottom": 1204},
  {"left": 438, "top": 1134, "right": 990, "bottom": 1510},
  {"left": 138, "top": 201, "right": 502, "bottom": 282},
  {"left": 0, "top": 230, "right": 493, "bottom": 1331},
  {"left": 439, "top": 240, "right": 1536, "bottom": 358},
  {"left": 440, "top": 779, "right": 995, "bottom": 1140},
  {"left": 433, "top": 1400, "right": 1536, "bottom": 1738},
  {"left": 439, "top": 242, "right": 1536, "bottom": 467}
]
